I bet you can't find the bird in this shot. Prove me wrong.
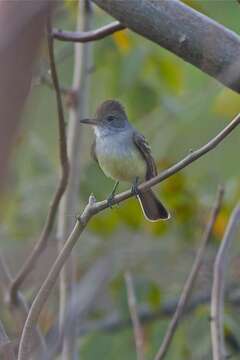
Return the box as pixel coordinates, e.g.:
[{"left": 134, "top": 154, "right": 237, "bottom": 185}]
[{"left": 80, "top": 99, "right": 170, "bottom": 221}]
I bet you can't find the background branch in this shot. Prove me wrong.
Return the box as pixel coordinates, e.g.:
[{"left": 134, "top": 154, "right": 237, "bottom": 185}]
[
  {"left": 18, "top": 110, "right": 240, "bottom": 359},
  {"left": 211, "top": 204, "right": 240, "bottom": 360},
  {"left": 0, "top": 320, "right": 15, "bottom": 360},
  {"left": 125, "top": 271, "right": 145, "bottom": 360},
  {"left": 93, "top": 0, "right": 240, "bottom": 93},
  {"left": 53, "top": 20, "right": 125, "bottom": 42},
  {"left": 56, "top": 1, "right": 93, "bottom": 358},
  {"left": 9, "top": 15, "right": 69, "bottom": 303},
  {"left": 154, "top": 186, "right": 224, "bottom": 360}
]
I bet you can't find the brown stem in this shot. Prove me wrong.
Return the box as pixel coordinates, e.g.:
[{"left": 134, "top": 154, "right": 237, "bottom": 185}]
[
  {"left": 125, "top": 271, "right": 145, "bottom": 360},
  {"left": 9, "top": 17, "right": 69, "bottom": 304},
  {"left": 211, "top": 203, "right": 240, "bottom": 360}
]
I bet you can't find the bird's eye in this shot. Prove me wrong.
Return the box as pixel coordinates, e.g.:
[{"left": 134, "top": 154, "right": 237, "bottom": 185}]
[{"left": 106, "top": 115, "right": 114, "bottom": 122}]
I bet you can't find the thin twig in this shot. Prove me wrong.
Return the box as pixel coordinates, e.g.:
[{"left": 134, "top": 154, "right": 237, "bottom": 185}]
[
  {"left": 0, "top": 320, "right": 16, "bottom": 360},
  {"left": 9, "top": 17, "right": 69, "bottom": 303},
  {"left": 154, "top": 186, "right": 224, "bottom": 360},
  {"left": 124, "top": 271, "right": 145, "bottom": 360},
  {"left": 18, "top": 111, "right": 240, "bottom": 359},
  {"left": 211, "top": 203, "right": 240, "bottom": 360},
  {"left": 53, "top": 21, "right": 125, "bottom": 42}
]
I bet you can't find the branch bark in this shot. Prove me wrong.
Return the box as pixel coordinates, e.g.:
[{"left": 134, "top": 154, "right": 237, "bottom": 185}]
[
  {"left": 154, "top": 186, "right": 224, "bottom": 360},
  {"left": 53, "top": 20, "right": 125, "bottom": 42},
  {"left": 93, "top": 0, "right": 240, "bottom": 93},
  {"left": 18, "top": 110, "right": 240, "bottom": 360},
  {"left": 211, "top": 204, "right": 240, "bottom": 360}
]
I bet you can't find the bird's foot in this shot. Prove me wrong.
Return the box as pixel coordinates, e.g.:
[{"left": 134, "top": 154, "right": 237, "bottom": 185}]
[
  {"left": 131, "top": 177, "right": 140, "bottom": 197},
  {"left": 107, "top": 181, "right": 119, "bottom": 209}
]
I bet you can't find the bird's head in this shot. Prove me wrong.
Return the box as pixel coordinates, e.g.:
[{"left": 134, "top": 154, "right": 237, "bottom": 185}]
[{"left": 80, "top": 100, "right": 128, "bottom": 130}]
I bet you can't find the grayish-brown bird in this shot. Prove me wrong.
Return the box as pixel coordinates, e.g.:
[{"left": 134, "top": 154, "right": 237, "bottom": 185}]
[{"left": 80, "top": 100, "right": 170, "bottom": 221}]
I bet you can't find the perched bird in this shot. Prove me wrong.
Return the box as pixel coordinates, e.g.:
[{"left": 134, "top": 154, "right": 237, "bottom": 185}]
[{"left": 80, "top": 100, "right": 170, "bottom": 221}]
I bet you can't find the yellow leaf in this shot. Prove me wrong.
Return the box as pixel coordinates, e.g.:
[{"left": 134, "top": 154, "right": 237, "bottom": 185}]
[
  {"left": 113, "top": 30, "right": 131, "bottom": 54},
  {"left": 213, "top": 88, "right": 240, "bottom": 117},
  {"left": 213, "top": 211, "right": 228, "bottom": 238}
]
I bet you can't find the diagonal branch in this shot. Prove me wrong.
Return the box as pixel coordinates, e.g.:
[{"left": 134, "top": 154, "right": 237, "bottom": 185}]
[
  {"left": 9, "top": 17, "right": 69, "bottom": 304},
  {"left": 53, "top": 21, "right": 125, "bottom": 42},
  {"left": 211, "top": 203, "right": 240, "bottom": 360},
  {"left": 93, "top": 0, "right": 240, "bottom": 93},
  {"left": 154, "top": 186, "right": 224, "bottom": 360},
  {"left": 18, "top": 111, "right": 240, "bottom": 360}
]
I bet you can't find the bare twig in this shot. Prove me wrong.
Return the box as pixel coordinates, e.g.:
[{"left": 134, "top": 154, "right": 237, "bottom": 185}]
[
  {"left": 9, "top": 17, "right": 69, "bottom": 303},
  {"left": 53, "top": 20, "right": 125, "bottom": 42},
  {"left": 211, "top": 204, "right": 240, "bottom": 360},
  {"left": 154, "top": 186, "right": 224, "bottom": 360},
  {"left": 0, "top": 320, "right": 16, "bottom": 360},
  {"left": 124, "top": 271, "right": 145, "bottom": 360},
  {"left": 18, "top": 111, "right": 240, "bottom": 359}
]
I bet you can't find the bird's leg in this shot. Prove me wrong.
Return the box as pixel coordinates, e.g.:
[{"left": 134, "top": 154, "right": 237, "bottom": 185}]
[
  {"left": 107, "top": 181, "right": 120, "bottom": 208},
  {"left": 131, "top": 176, "right": 140, "bottom": 197}
]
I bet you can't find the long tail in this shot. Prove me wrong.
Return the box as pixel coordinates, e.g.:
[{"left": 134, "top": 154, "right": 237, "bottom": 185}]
[{"left": 137, "top": 189, "right": 170, "bottom": 221}]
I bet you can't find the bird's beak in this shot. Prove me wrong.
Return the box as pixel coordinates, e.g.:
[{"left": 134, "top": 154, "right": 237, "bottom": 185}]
[{"left": 79, "top": 118, "right": 98, "bottom": 126}]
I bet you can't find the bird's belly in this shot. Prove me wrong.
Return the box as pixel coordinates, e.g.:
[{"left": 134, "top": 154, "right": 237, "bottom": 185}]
[{"left": 97, "top": 143, "right": 146, "bottom": 183}]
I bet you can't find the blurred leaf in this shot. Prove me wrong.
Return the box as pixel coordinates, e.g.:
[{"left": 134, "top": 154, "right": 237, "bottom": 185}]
[
  {"left": 146, "top": 283, "right": 162, "bottom": 309},
  {"left": 182, "top": 0, "right": 205, "bottom": 13},
  {"left": 145, "top": 53, "right": 184, "bottom": 95},
  {"left": 213, "top": 209, "right": 228, "bottom": 238},
  {"left": 113, "top": 30, "right": 132, "bottom": 54},
  {"left": 64, "top": 0, "right": 78, "bottom": 14},
  {"left": 213, "top": 88, "right": 240, "bottom": 117}
]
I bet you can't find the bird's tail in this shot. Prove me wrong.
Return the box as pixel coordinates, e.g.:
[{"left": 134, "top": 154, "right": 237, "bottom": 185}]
[{"left": 137, "top": 189, "right": 170, "bottom": 221}]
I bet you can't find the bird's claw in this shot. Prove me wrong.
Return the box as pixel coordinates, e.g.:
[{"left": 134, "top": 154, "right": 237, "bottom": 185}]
[
  {"left": 107, "top": 194, "right": 115, "bottom": 209},
  {"left": 131, "top": 177, "right": 140, "bottom": 197}
]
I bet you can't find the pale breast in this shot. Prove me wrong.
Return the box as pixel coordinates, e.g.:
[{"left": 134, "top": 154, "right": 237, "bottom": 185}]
[{"left": 95, "top": 131, "right": 147, "bottom": 183}]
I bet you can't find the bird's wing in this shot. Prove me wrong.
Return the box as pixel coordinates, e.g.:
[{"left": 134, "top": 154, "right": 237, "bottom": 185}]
[
  {"left": 91, "top": 139, "right": 99, "bottom": 163},
  {"left": 133, "top": 131, "right": 157, "bottom": 180}
]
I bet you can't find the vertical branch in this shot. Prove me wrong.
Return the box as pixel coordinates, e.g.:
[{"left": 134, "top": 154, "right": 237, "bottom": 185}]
[
  {"left": 124, "top": 271, "right": 145, "bottom": 360},
  {"left": 9, "top": 14, "right": 69, "bottom": 303},
  {"left": 56, "top": 1, "right": 93, "bottom": 359},
  {"left": 154, "top": 186, "right": 224, "bottom": 360},
  {"left": 211, "top": 203, "right": 240, "bottom": 360}
]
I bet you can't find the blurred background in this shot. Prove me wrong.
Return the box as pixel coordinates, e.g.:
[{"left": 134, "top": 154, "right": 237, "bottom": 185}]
[{"left": 1, "top": 0, "right": 240, "bottom": 359}]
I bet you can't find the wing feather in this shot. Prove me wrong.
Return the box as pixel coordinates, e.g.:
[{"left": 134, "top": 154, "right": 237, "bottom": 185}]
[{"left": 133, "top": 132, "right": 157, "bottom": 180}]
